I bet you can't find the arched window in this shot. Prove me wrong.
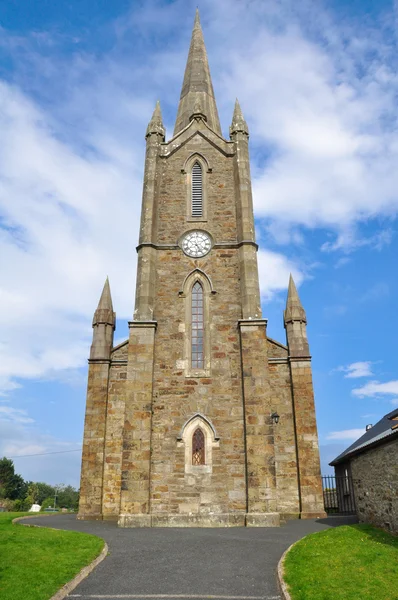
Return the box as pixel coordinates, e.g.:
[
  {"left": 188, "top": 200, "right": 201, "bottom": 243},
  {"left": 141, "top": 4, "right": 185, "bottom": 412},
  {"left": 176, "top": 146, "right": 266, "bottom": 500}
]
[
  {"left": 191, "top": 162, "right": 203, "bottom": 217},
  {"left": 191, "top": 282, "right": 204, "bottom": 369},
  {"left": 192, "top": 428, "right": 205, "bottom": 465}
]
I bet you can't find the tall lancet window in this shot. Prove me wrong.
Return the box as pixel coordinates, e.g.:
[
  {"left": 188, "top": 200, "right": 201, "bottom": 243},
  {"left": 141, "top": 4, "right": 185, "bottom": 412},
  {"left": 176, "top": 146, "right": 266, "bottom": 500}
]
[
  {"left": 191, "top": 162, "right": 203, "bottom": 217},
  {"left": 192, "top": 428, "right": 205, "bottom": 465},
  {"left": 191, "top": 282, "right": 204, "bottom": 369}
]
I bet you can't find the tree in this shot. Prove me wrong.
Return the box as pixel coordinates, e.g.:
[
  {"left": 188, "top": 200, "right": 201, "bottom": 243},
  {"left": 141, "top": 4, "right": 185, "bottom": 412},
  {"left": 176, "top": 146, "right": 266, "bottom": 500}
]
[
  {"left": 35, "top": 482, "right": 55, "bottom": 505},
  {"left": 0, "top": 458, "right": 27, "bottom": 500},
  {"left": 41, "top": 497, "right": 55, "bottom": 511},
  {"left": 56, "top": 484, "right": 79, "bottom": 510}
]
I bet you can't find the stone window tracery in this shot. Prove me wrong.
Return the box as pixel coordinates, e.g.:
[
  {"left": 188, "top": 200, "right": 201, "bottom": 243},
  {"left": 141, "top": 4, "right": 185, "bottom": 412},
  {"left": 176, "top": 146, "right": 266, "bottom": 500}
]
[
  {"left": 191, "top": 282, "right": 204, "bottom": 369},
  {"left": 191, "top": 162, "right": 203, "bottom": 217},
  {"left": 192, "top": 428, "right": 205, "bottom": 465}
]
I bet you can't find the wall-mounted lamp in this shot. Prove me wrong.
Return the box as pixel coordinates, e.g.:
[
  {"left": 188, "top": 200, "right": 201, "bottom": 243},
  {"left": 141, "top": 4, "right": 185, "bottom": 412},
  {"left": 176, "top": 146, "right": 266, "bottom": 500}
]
[{"left": 271, "top": 412, "right": 280, "bottom": 425}]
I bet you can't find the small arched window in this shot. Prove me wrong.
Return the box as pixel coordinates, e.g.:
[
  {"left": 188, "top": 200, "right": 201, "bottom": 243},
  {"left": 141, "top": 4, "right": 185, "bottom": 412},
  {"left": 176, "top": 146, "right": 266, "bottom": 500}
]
[
  {"left": 192, "top": 428, "right": 205, "bottom": 465},
  {"left": 191, "top": 162, "right": 203, "bottom": 217},
  {"left": 191, "top": 282, "right": 204, "bottom": 369}
]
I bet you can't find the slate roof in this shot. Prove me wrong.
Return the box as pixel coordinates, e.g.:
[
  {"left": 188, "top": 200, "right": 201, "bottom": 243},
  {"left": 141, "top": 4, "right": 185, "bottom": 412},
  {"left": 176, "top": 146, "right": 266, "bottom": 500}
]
[{"left": 330, "top": 407, "right": 398, "bottom": 466}]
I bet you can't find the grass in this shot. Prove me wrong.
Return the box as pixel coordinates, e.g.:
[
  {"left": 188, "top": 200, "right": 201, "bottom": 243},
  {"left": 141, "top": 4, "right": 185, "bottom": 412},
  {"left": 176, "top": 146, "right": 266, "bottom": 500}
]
[
  {"left": 283, "top": 524, "right": 398, "bottom": 600},
  {"left": 0, "top": 512, "right": 104, "bottom": 600}
]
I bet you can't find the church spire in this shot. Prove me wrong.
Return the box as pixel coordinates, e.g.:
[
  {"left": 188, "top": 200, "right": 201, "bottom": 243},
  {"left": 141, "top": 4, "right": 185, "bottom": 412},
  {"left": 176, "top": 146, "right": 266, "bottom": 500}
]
[{"left": 173, "top": 9, "right": 222, "bottom": 136}]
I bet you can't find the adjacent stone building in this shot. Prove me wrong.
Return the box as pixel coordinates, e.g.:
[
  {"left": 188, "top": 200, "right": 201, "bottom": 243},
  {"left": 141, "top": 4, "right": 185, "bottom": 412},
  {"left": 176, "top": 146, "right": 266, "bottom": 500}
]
[
  {"left": 78, "top": 11, "right": 326, "bottom": 527},
  {"left": 331, "top": 409, "right": 398, "bottom": 534}
]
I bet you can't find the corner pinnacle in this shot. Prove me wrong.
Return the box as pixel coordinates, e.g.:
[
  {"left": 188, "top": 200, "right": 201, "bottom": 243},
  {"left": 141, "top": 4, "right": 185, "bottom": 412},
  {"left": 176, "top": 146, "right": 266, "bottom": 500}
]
[
  {"left": 97, "top": 276, "right": 113, "bottom": 311},
  {"left": 230, "top": 98, "right": 249, "bottom": 137},
  {"left": 284, "top": 274, "right": 306, "bottom": 323},
  {"left": 146, "top": 100, "right": 165, "bottom": 139}
]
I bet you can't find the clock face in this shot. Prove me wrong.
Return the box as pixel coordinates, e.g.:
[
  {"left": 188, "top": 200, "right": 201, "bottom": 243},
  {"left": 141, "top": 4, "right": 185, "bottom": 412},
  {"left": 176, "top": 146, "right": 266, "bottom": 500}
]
[{"left": 181, "top": 231, "right": 212, "bottom": 258}]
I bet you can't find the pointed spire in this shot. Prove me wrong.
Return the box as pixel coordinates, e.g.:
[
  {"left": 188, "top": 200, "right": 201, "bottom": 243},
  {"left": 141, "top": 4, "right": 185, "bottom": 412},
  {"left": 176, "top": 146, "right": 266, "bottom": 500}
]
[
  {"left": 93, "top": 277, "right": 115, "bottom": 327},
  {"left": 284, "top": 274, "right": 307, "bottom": 324},
  {"left": 146, "top": 100, "right": 165, "bottom": 140},
  {"left": 173, "top": 10, "right": 222, "bottom": 136},
  {"left": 97, "top": 277, "right": 113, "bottom": 311},
  {"left": 230, "top": 98, "right": 249, "bottom": 137}
]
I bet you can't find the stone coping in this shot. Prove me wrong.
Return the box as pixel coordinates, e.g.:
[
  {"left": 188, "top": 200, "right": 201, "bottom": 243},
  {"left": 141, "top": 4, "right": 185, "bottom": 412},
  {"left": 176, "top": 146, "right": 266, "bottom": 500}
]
[{"left": 13, "top": 515, "right": 108, "bottom": 600}]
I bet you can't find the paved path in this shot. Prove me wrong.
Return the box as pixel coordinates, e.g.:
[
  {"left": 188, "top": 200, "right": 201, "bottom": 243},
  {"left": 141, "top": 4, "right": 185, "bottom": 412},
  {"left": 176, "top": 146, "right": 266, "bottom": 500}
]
[{"left": 22, "top": 514, "right": 357, "bottom": 600}]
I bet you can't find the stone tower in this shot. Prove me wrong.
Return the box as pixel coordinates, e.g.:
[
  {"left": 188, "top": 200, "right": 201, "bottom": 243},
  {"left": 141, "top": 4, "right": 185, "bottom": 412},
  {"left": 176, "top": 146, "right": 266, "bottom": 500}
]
[{"left": 78, "top": 11, "right": 326, "bottom": 527}]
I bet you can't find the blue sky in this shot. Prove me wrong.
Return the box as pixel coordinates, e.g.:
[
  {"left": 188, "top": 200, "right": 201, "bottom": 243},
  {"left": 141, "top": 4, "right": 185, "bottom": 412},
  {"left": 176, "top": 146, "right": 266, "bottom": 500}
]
[{"left": 1, "top": 0, "right": 398, "bottom": 486}]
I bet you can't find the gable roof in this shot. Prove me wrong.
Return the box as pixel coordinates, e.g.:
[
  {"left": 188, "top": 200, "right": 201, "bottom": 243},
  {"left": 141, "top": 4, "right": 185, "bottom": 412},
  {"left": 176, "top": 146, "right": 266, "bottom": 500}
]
[{"left": 330, "top": 407, "right": 398, "bottom": 466}]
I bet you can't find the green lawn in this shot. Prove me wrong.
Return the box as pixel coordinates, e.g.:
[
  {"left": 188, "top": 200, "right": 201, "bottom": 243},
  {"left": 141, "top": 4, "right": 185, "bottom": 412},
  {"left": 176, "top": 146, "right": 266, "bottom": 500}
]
[
  {"left": 0, "top": 512, "right": 105, "bottom": 600},
  {"left": 283, "top": 524, "right": 398, "bottom": 600}
]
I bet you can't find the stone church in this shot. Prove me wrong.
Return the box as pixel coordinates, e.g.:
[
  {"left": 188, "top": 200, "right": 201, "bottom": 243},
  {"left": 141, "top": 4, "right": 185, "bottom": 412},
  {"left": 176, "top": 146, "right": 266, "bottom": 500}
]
[{"left": 78, "top": 11, "right": 326, "bottom": 527}]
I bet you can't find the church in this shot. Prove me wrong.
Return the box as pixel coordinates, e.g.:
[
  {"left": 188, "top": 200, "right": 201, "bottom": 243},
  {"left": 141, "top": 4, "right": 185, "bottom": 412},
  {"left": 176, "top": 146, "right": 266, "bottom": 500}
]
[{"left": 78, "top": 11, "right": 326, "bottom": 527}]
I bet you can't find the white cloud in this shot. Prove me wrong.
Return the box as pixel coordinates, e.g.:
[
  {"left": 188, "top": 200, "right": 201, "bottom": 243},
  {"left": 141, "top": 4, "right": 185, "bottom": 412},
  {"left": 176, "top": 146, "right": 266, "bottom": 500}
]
[
  {"left": 0, "top": 406, "right": 34, "bottom": 424},
  {"left": 1, "top": 0, "right": 398, "bottom": 397},
  {"left": 326, "top": 428, "right": 366, "bottom": 441},
  {"left": 0, "top": 414, "right": 81, "bottom": 486},
  {"left": 257, "top": 249, "right": 304, "bottom": 300},
  {"left": 337, "top": 361, "right": 374, "bottom": 379},
  {"left": 352, "top": 380, "right": 398, "bottom": 398}
]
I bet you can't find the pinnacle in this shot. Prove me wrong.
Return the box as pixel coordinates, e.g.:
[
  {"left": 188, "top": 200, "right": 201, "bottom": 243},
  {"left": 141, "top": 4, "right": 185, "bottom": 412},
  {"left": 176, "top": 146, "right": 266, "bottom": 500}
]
[
  {"left": 233, "top": 98, "right": 244, "bottom": 121},
  {"left": 286, "top": 274, "right": 301, "bottom": 306},
  {"left": 152, "top": 100, "right": 162, "bottom": 121},
  {"left": 146, "top": 100, "right": 165, "bottom": 139},
  {"left": 284, "top": 274, "right": 307, "bottom": 324},
  {"left": 230, "top": 98, "right": 249, "bottom": 137},
  {"left": 97, "top": 277, "right": 113, "bottom": 311},
  {"left": 173, "top": 10, "right": 222, "bottom": 136}
]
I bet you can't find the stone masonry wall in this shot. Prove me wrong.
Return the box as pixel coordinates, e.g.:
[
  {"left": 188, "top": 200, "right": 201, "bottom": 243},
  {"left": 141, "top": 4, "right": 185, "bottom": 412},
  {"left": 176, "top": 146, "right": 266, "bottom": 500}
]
[
  {"left": 150, "top": 134, "right": 247, "bottom": 521},
  {"left": 350, "top": 439, "right": 398, "bottom": 534}
]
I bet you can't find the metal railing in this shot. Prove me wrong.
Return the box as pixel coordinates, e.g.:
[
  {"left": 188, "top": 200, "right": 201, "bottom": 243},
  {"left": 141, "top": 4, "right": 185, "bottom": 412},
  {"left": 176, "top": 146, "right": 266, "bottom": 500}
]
[{"left": 322, "top": 475, "right": 357, "bottom": 515}]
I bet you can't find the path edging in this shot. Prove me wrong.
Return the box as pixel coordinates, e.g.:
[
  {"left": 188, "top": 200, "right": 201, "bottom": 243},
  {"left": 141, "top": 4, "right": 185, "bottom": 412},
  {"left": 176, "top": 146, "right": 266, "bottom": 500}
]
[
  {"left": 277, "top": 540, "right": 299, "bottom": 600},
  {"left": 13, "top": 515, "right": 109, "bottom": 600}
]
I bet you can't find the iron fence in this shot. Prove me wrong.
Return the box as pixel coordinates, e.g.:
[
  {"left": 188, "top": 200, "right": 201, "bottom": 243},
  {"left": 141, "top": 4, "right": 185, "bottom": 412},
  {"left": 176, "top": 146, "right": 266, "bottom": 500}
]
[{"left": 322, "top": 475, "right": 357, "bottom": 515}]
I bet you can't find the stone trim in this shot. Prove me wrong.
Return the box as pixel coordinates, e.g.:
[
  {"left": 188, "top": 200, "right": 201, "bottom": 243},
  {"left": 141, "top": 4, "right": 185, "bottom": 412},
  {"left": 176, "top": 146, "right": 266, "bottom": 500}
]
[
  {"left": 111, "top": 339, "right": 128, "bottom": 353},
  {"left": 179, "top": 268, "right": 216, "bottom": 296},
  {"left": 110, "top": 360, "right": 128, "bottom": 366},
  {"left": 268, "top": 358, "right": 289, "bottom": 364},
  {"left": 238, "top": 318, "right": 268, "bottom": 328},
  {"left": 184, "top": 155, "right": 209, "bottom": 222},
  {"left": 136, "top": 240, "right": 258, "bottom": 252},
  {"left": 177, "top": 413, "right": 220, "bottom": 474},
  {"left": 118, "top": 513, "right": 246, "bottom": 527},
  {"left": 267, "top": 336, "right": 288, "bottom": 351},
  {"left": 181, "top": 151, "right": 212, "bottom": 173},
  {"left": 87, "top": 359, "right": 111, "bottom": 365},
  {"left": 288, "top": 355, "right": 312, "bottom": 362},
  {"left": 128, "top": 320, "right": 157, "bottom": 329},
  {"left": 181, "top": 270, "right": 212, "bottom": 378},
  {"left": 160, "top": 119, "right": 235, "bottom": 158}
]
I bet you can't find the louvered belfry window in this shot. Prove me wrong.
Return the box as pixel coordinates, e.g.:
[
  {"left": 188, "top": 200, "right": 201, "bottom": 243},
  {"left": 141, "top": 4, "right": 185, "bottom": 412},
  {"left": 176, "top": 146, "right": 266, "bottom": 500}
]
[
  {"left": 191, "top": 162, "right": 203, "bottom": 217},
  {"left": 191, "top": 282, "right": 204, "bottom": 369},
  {"left": 192, "top": 428, "right": 205, "bottom": 465}
]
